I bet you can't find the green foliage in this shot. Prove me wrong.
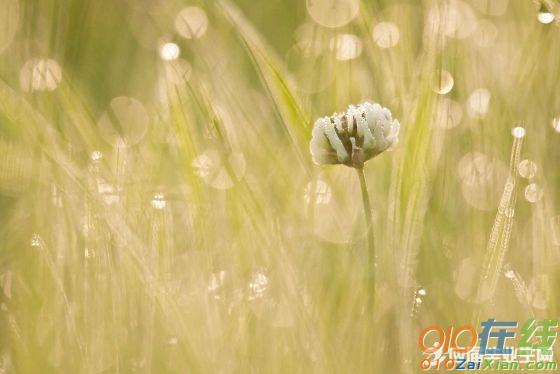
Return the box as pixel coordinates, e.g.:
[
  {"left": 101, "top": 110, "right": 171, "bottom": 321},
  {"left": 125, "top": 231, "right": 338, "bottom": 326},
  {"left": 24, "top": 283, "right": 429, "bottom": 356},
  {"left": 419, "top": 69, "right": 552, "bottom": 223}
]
[{"left": 0, "top": 0, "right": 558, "bottom": 372}]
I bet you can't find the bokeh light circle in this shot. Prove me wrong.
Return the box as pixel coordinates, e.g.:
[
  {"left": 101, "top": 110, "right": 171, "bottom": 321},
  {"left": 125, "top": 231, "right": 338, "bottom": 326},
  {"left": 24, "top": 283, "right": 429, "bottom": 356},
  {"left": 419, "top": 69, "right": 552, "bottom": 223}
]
[
  {"left": 175, "top": 7, "right": 208, "bottom": 39},
  {"left": 372, "top": 22, "right": 400, "bottom": 49},
  {"left": 98, "top": 97, "right": 149, "bottom": 148},
  {"left": 518, "top": 159, "right": 537, "bottom": 179},
  {"left": 524, "top": 183, "right": 543, "bottom": 203},
  {"left": 160, "top": 42, "right": 180, "bottom": 60},
  {"left": 20, "top": 59, "right": 62, "bottom": 92},
  {"left": 329, "top": 33, "right": 362, "bottom": 60},
  {"left": 467, "top": 88, "right": 491, "bottom": 118},
  {"left": 435, "top": 98, "right": 462, "bottom": 129},
  {"left": 306, "top": 0, "right": 359, "bottom": 28}
]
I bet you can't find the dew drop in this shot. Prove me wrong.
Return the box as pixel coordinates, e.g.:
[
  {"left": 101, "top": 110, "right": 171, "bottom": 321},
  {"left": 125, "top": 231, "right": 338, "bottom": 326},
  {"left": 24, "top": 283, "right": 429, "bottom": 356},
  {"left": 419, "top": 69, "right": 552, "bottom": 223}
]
[
  {"left": 503, "top": 264, "right": 516, "bottom": 279},
  {"left": 247, "top": 271, "right": 269, "bottom": 300},
  {"left": 151, "top": 192, "right": 167, "bottom": 210},
  {"left": 411, "top": 287, "right": 426, "bottom": 316},
  {"left": 433, "top": 70, "right": 454, "bottom": 95},
  {"left": 90, "top": 150, "right": 103, "bottom": 162},
  {"left": 552, "top": 117, "right": 560, "bottom": 133},
  {"left": 511, "top": 126, "right": 525, "bottom": 139},
  {"left": 208, "top": 271, "right": 226, "bottom": 292},
  {"left": 537, "top": 4, "right": 555, "bottom": 24},
  {"left": 30, "top": 233, "right": 41, "bottom": 247}
]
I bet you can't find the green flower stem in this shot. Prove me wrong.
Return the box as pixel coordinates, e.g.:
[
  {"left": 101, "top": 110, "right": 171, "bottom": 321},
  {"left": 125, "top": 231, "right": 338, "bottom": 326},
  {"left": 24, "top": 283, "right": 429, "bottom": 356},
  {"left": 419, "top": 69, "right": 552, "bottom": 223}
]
[{"left": 356, "top": 167, "right": 375, "bottom": 303}]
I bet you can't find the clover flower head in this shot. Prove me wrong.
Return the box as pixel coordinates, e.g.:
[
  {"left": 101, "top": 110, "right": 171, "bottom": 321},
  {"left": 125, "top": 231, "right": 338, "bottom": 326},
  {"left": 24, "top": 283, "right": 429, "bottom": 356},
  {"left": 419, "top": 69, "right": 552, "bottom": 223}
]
[{"left": 310, "top": 102, "right": 400, "bottom": 167}]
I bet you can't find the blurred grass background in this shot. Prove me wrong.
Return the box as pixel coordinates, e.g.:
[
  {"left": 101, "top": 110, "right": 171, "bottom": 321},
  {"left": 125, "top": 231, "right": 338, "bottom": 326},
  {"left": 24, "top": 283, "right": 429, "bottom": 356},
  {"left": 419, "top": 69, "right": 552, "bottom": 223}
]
[{"left": 0, "top": 0, "right": 559, "bottom": 372}]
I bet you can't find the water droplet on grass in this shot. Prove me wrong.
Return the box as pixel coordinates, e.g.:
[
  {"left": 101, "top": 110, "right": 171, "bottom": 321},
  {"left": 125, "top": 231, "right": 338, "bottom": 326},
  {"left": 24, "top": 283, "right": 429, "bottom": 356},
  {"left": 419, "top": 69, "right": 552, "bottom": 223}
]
[
  {"left": 538, "top": 4, "right": 555, "bottom": 24},
  {"left": 248, "top": 271, "right": 269, "bottom": 300},
  {"left": 30, "top": 233, "right": 41, "bottom": 247},
  {"left": 552, "top": 117, "right": 560, "bottom": 133},
  {"left": 433, "top": 70, "right": 454, "bottom": 95},
  {"left": 151, "top": 192, "right": 166, "bottom": 209},
  {"left": 90, "top": 150, "right": 103, "bottom": 161},
  {"left": 511, "top": 126, "right": 525, "bottom": 139}
]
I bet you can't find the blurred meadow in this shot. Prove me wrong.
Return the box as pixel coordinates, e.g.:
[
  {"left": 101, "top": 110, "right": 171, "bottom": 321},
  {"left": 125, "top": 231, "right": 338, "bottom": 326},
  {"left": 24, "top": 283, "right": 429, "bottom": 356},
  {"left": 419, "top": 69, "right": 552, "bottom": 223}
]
[{"left": 0, "top": 0, "right": 559, "bottom": 372}]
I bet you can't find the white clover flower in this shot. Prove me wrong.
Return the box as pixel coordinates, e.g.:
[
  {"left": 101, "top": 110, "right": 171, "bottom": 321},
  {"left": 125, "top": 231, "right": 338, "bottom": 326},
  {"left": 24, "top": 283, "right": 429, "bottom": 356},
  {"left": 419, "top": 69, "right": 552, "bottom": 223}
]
[{"left": 310, "top": 102, "right": 400, "bottom": 168}]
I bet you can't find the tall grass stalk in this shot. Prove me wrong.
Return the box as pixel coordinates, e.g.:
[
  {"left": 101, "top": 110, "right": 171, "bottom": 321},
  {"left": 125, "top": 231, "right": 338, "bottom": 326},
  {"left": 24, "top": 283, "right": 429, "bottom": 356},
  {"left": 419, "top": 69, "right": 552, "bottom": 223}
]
[
  {"left": 356, "top": 167, "right": 375, "bottom": 301},
  {"left": 473, "top": 134, "right": 523, "bottom": 324}
]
